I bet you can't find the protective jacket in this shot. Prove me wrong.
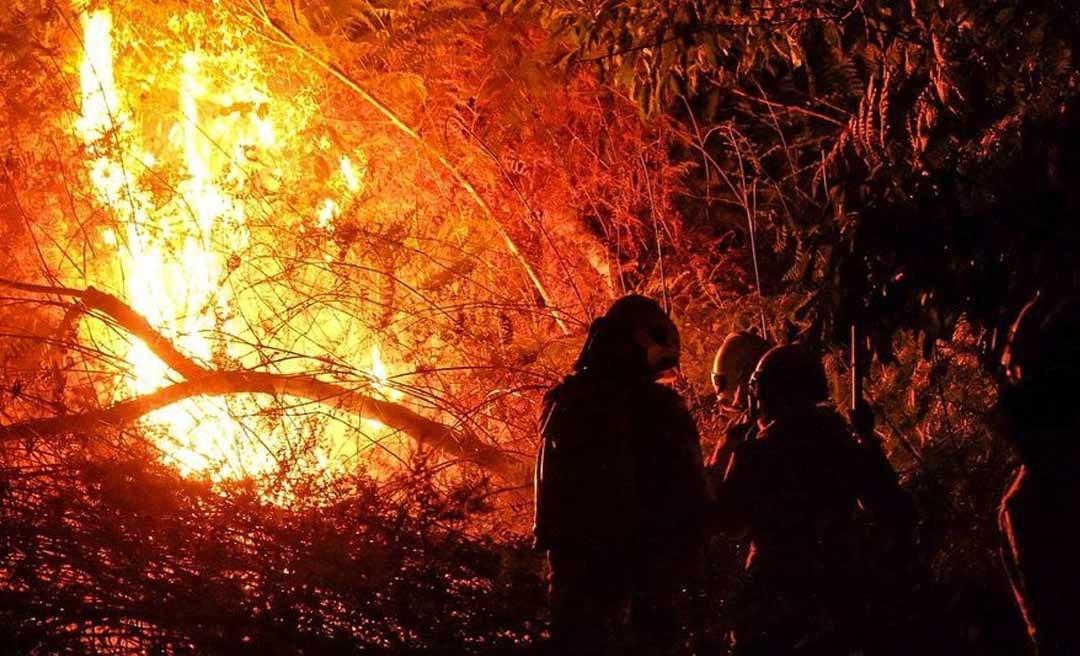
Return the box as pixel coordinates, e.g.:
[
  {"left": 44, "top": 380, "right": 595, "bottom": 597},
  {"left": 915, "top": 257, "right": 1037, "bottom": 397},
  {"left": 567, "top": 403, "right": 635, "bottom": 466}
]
[
  {"left": 534, "top": 371, "right": 709, "bottom": 558},
  {"left": 713, "top": 404, "right": 913, "bottom": 653},
  {"left": 1000, "top": 455, "right": 1080, "bottom": 655}
]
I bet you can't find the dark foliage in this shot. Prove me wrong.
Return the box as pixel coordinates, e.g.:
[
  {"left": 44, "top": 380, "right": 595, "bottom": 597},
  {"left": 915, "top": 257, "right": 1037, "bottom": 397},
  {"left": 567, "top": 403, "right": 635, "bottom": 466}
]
[
  {"left": 550, "top": 0, "right": 1080, "bottom": 367},
  {"left": 0, "top": 445, "right": 545, "bottom": 654},
  {"left": 544, "top": 3, "right": 1080, "bottom": 652}
]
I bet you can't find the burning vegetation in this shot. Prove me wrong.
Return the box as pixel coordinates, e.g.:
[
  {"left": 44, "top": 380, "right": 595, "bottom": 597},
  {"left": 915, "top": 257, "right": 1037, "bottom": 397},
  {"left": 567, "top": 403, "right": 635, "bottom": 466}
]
[
  {"left": 2, "top": 1, "right": 662, "bottom": 493},
  {"left": 1, "top": 0, "right": 1079, "bottom": 653}
]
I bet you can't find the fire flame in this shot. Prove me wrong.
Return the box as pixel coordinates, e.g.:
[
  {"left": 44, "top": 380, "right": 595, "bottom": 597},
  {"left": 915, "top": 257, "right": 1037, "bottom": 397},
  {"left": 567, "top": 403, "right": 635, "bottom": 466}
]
[{"left": 73, "top": 6, "right": 379, "bottom": 483}]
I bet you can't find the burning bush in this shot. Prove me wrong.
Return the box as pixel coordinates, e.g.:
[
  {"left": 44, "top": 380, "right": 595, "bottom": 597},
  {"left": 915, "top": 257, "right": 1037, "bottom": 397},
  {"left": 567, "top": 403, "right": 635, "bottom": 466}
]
[{"left": 0, "top": 1, "right": 681, "bottom": 651}]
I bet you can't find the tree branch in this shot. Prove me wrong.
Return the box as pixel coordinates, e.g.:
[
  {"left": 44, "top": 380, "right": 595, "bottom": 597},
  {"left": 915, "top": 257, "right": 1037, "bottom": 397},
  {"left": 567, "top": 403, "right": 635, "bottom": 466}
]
[
  {"left": 0, "top": 278, "right": 528, "bottom": 481},
  {"left": 725, "top": 85, "right": 847, "bottom": 127},
  {"left": 0, "top": 279, "right": 206, "bottom": 378},
  {"left": 0, "top": 371, "right": 525, "bottom": 479}
]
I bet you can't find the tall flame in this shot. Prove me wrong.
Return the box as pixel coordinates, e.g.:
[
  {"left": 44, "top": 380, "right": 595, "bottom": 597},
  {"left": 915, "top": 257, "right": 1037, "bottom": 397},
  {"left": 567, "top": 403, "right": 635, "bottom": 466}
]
[
  {"left": 74, "top": 7, "right": 374, "bottom": 482},
  {"left": 77, "top": 9, "right": 256, "bottom": 477}
]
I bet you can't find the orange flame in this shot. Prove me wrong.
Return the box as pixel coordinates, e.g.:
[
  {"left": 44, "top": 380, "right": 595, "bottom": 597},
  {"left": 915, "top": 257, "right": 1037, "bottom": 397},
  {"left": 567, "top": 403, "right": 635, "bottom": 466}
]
[{"left": 74, "top": 6, "right": 377, "bottom": 485}]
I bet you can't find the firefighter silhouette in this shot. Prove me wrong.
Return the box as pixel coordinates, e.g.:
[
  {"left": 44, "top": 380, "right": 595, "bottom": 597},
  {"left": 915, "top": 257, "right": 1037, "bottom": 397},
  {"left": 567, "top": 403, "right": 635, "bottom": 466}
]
[
  {"left": 712, "top": 344, "right": 915, "bottom": 655},
  {"left": 998, "top": 293, "right": 1080, "bottom": 656},
  {"left": 706, "top": 331, "right": 773, "bottom": 491},
  {"left": 533, "top": 295, "right": 709, "bottom": 655}
]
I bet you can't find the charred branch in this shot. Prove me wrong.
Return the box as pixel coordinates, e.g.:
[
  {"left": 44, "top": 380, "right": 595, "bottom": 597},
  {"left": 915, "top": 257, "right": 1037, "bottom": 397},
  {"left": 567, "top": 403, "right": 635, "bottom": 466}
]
[{"left": 0, "top": 278, "right": 527, "bottom": 481}]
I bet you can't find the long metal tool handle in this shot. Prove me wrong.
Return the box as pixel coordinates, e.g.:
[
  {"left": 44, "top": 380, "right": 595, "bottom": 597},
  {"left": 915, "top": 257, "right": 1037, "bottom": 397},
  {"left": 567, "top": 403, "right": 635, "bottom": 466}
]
[{"left": 851, "top": 323, "right": 863, "bottom": 416}]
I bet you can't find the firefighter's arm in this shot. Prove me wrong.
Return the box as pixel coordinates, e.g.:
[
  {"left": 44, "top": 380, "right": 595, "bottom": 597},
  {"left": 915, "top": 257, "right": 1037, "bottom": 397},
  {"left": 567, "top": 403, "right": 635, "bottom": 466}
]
[
  {"left": 999, "top": 492, "right": 1039, "bottom": 647},
  {"left": 710, "top": 443, "right": 756, "bottom": 537},
  {"left": 532, "top": 398, "right": 558, "bottom": 550},
  {"left": 706, "top": 417, "right": 753, "bottom": 498},
  {"left": 532, "top": 436, "right": 547, "bottom": 549},
  {"left": 846, "top": 400, "right": 916, "bottom": 532},
  {"left": 668, "top": 393, "right": 713, "bottom": 518},
  {"left": 999, "top": 470, "right": 1059, "bottom": 652},
  {"left": 851, "top": 432, "right": 917, "bottom": 548}
]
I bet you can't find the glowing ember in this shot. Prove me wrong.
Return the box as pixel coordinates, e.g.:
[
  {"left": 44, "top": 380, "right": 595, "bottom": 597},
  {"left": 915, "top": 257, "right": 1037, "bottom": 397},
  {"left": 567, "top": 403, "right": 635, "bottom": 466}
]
[
  {"left": 369, "top": 345, "right": 402, "bottom": 402},
  {"left": 340, "top": 155, "right": 364, "bottom": 194},
  {"left": 316, "top": 198, "right": 339, "bottom": 230}
]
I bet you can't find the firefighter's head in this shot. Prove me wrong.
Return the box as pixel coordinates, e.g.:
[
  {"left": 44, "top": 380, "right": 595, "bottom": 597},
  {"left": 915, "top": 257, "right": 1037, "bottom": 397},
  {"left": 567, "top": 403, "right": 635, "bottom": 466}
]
[
  {"left": 711, "top": 331, "right": 772, "bottom": 412},
  {"left": 748, "top": 344, "right": 830, "bottom": 422},
  {"left": 574, "top": 294, "right": 679, "bottom": 381},
  {"left": 999, "top": 293, "right": 1080, "bottom": 453},
  {"left": 1002, "top": 293, "right": 1080, "bottom": 389}
]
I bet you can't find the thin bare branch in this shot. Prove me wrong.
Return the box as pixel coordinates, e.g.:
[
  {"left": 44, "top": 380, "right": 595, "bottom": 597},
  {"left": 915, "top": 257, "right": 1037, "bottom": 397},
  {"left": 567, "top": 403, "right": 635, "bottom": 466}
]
[{"left": 244, "top": 0, "right": 570, "bottom": 334}]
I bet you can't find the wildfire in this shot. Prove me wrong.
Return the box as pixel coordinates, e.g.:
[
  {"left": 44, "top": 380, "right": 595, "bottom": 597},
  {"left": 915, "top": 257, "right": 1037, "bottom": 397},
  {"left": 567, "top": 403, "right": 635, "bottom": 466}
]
[{"left": 73, "top": 5, "right": 378, "bottom": 483}]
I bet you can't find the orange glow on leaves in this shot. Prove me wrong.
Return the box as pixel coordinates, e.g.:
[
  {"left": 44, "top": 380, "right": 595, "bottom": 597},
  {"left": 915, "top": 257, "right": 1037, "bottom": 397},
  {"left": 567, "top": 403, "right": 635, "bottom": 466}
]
[{"left": 74, "top": 6, "right": 381, "bottom": 488}]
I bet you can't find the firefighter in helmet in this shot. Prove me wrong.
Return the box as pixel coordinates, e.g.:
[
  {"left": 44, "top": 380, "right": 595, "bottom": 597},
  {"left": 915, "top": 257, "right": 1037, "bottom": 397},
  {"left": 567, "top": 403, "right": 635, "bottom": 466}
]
[
  {"left": 712, "top": 331, "right": 773, "bottom": 412},
  {"left": 712, "top": 344, "right": 913, "bottom": 655},
  {"left": 534, "top": 295, "right": 709, "bottom": 655},
  {"left": 706, "top": 331, "right": 772, "bottom": 489},
  {"left": 998, "top": 293, "right": 1080, "bottom": 655}
]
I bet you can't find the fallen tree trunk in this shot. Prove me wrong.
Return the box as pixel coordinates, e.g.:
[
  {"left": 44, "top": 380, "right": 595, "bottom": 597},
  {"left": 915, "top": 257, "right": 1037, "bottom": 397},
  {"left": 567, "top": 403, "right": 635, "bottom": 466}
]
[
  {"left": 0, "top": 278, "right": 528, "bottom": 482},
  {"left": 0, "top": 371, "right": 526, "bottom": 479}
]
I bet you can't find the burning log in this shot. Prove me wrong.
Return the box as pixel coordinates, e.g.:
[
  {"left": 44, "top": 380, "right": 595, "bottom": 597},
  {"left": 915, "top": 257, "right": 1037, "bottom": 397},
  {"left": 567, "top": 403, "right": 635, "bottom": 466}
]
[{"left": 0, "top": 278, "right": 528, "bottom": 482}]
